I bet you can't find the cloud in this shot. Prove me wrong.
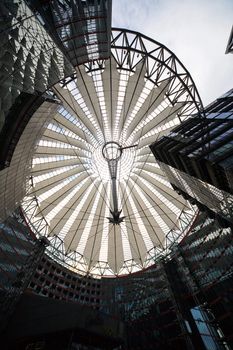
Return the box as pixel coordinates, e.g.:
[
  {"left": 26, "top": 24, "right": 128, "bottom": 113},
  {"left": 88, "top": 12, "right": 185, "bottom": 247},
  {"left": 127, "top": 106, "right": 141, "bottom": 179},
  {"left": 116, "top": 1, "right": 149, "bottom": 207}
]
[{"left": 112, "top": 0, "right": 233, "bottom": 105}]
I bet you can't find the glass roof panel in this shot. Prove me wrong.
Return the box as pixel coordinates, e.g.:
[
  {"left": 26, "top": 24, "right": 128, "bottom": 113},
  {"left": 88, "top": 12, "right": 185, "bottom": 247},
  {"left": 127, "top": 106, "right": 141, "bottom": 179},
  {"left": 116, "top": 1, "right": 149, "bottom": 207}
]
[{"left": 21, "top": 29, "right": 202, "bottom": 277}]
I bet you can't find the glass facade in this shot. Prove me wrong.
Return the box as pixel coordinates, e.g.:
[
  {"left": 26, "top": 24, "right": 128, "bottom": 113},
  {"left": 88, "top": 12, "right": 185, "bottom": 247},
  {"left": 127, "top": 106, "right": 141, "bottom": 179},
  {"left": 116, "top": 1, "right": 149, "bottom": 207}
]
[
  {"left": 0, "top": 0, "right": 73, "bottom": 132},
  {"left": 150, "top": 89, "right": 233, "bottom": 224},
  {"left": 27, "top": 0, "right": 112, "bottom": 66}
]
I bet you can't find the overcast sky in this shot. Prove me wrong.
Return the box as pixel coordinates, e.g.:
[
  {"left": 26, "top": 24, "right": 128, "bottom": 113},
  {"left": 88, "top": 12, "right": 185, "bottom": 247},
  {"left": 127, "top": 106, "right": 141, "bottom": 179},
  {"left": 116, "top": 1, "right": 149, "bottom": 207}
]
[{"left": 112, "top": 0, "right": 233, "bottom": 106}]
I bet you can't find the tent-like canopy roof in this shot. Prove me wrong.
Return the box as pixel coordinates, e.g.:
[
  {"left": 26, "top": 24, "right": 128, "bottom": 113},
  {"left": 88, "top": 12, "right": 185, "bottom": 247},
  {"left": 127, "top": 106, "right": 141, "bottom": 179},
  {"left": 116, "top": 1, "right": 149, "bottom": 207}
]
[{"left": 22, "top": 29, "right": 201, "bottom": 276}]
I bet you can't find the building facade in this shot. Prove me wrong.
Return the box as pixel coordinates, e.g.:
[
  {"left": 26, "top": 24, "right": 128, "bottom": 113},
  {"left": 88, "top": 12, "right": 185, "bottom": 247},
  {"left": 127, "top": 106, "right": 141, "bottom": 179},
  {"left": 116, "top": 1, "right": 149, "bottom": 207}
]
[{"left": 150, "top": 89, "right": 233, "bottom": 225}]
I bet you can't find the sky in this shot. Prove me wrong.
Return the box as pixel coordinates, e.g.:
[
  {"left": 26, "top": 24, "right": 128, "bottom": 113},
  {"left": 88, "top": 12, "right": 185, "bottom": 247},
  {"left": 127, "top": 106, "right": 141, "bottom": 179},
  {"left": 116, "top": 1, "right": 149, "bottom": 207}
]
[{"left": 112, "top": 0, "right": 233, "bottom": 106}]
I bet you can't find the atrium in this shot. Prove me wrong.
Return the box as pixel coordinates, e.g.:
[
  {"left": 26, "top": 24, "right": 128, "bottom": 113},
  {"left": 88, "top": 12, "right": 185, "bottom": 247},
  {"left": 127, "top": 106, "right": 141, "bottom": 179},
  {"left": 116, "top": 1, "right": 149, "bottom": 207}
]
[{"left": 0, "top": 1, "right": 232, "bottom": 349}]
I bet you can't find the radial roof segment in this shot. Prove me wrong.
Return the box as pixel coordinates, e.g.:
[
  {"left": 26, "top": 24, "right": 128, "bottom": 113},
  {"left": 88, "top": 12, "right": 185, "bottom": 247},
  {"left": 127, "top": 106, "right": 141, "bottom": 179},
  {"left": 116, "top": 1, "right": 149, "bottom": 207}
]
[{"left": 22, "top": 29, "right": 203, "bottom": 277}]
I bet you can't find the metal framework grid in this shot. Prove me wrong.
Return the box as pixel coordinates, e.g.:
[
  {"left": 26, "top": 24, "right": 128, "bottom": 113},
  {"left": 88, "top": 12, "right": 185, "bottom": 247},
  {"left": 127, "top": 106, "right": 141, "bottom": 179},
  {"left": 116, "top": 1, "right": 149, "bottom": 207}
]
[{"left": 21, "top": 29, "right": 204, "bottom": 277}]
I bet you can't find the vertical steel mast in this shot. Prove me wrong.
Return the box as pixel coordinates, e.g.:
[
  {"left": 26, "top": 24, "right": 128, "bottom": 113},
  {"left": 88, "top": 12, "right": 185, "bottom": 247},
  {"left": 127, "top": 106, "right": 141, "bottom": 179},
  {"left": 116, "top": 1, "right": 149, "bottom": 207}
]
[
  {"left": 102, "top": 142, "right": 138, "bottom": 224},
  {"left": 102, "top": 142, "right": 124, "bottom": 224}
]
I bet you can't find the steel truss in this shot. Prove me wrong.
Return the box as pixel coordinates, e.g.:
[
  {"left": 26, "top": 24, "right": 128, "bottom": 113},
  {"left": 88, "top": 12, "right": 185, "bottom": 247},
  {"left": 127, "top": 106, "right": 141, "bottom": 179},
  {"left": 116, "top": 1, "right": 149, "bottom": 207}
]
[{"left": 21, "top": 28, "right": 203, "bottom": 277}]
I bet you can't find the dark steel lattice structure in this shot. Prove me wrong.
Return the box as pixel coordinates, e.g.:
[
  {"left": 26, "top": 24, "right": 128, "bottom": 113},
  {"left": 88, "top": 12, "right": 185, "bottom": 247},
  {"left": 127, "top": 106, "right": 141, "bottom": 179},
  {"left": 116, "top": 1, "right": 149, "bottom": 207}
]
[{"left": 20, "top": 28, "right": 204, "bottom": 276}]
